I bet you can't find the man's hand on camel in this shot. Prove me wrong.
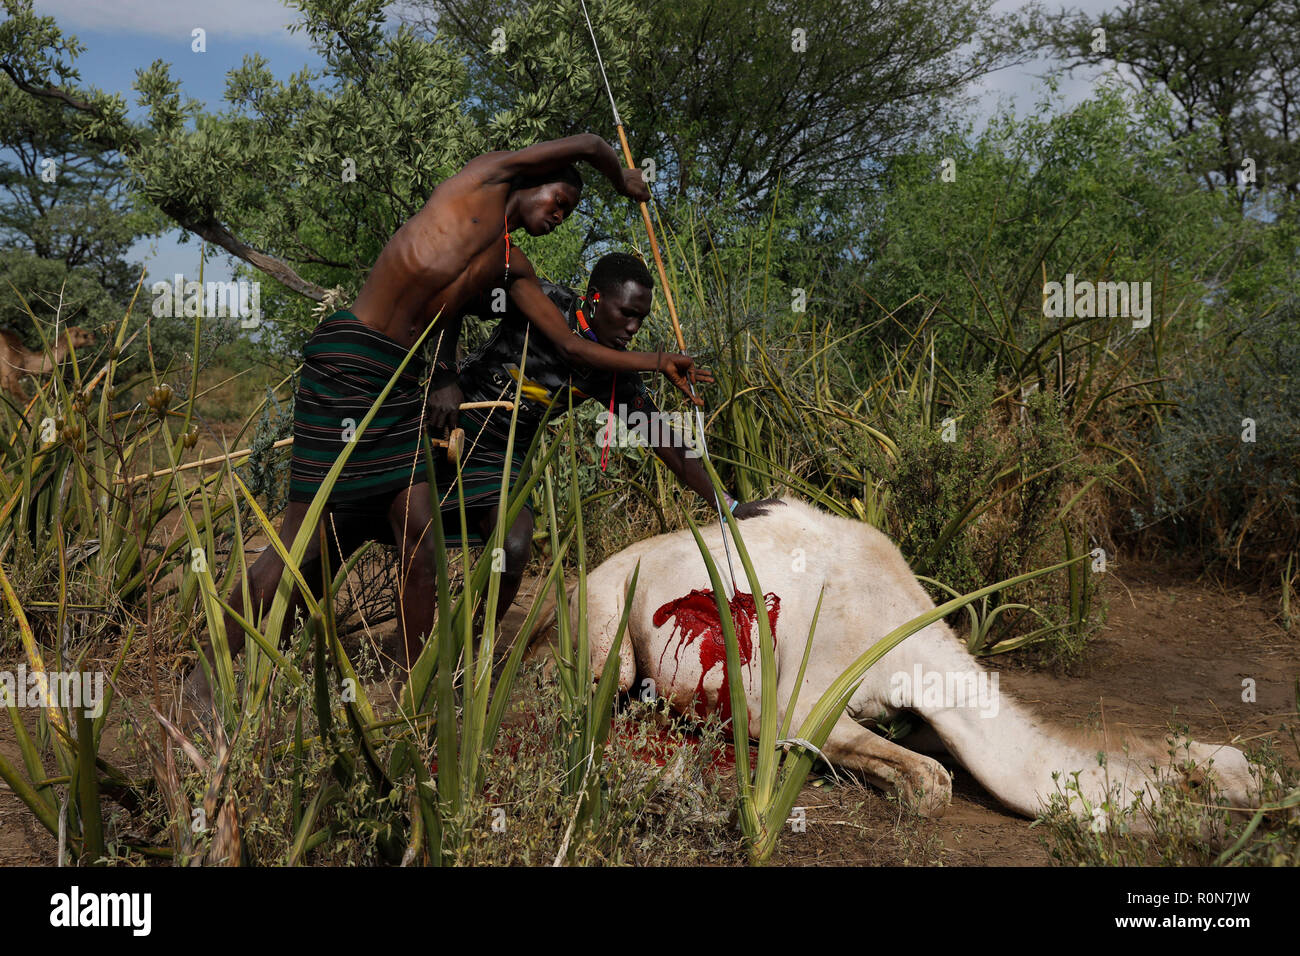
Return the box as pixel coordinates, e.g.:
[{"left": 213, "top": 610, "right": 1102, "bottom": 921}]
[
  {"left": 657, "top": 353, "right": 713, "bottom": 405},
  {"left": 733, "top": 497, "right": 784, "bottom": 520},
  {"left": 619, "top": 167, "right": 650, "bottom": 203},
  {"left": 426, "top": 381, "right": 464, "bottom": 431}
]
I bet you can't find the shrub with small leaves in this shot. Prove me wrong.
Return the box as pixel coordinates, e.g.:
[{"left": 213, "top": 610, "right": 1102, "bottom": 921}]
[{"left": 865, "top": 367, "right": 1106, "bottom": 653}]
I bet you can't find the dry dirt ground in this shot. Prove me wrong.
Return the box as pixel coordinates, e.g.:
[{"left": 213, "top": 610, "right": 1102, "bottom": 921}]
[
  {"left": 765, "top": 565, "right": 1299, "bottom": 865},
  {"left": 3, "top": 540, "right": 1296, "bottom": 865}
]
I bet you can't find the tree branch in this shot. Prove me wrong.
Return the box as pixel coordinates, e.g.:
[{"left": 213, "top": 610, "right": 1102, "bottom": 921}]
[
  {"left": 166, "top": 209, "right": 327, "bottom": 301},
  {"left": 0, "top": 62, "right": 100, "bottom": 112},
  {"left": 2, "top": 61, "right": 328, "bottom": 302}
]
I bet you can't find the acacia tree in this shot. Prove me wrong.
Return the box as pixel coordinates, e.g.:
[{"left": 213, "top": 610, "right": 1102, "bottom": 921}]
[
  {"left": 0, "top": 48, "right": 159, "bottom": 340},
  {"left": 1044, "top": 0, "right": 1300, "bottom": 206},
  {"left": 404, "top": 0, "right": 1044, "bottom": 301},
  {"left": 406, "top": 0, "right": 1038, "bottom": 208},
  {"left": 0, "top": 0, "right": 640, "bottom": 331}
]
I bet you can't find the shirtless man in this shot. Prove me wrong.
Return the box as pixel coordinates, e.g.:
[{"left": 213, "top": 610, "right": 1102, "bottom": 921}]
[{"left": 187, "top": 134, "right": 708, "bottom": 710}]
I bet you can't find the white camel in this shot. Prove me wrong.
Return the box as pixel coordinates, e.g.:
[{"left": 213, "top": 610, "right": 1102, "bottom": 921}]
[{"left": 576, "top": 498, "right": 1266, "bottom": 824}]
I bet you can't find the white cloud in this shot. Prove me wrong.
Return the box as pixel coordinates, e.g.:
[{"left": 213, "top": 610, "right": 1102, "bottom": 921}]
[
  {"left": 33, "top": 0, "right": 306, "bottom": 42},
  {"left": 969, "top": 0, "right": 1133, "bottom": 128}
]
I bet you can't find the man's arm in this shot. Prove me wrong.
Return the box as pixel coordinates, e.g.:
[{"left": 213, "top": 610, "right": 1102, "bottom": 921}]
[
  {"left": 649, "top": 427, "right": 785, "bottom": 520},
  {"left": 472, "top": 133, "right": 649, "bottom": 201},
  {"left": 653, "top": 438, "right": 716, "bottom": 505},
  {"left": 425, "top": 310, "right": 463, "bottom": 373},
  {"left": 509, "top": 253, "right": 709, "bottom": 403},
  {"left": 618, "top": 385, "right": 715, "bottom": 503},
  {"left": 422, "top": 306, "right": 464, "bottom": 430}
]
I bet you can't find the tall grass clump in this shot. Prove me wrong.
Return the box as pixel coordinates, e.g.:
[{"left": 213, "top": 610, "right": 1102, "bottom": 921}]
[
  {"left": 864, "top": 367, "right": 1109, "bottom": 655},
  {"left": 0, "top": 286, "right": 734, "bottom": 865}
]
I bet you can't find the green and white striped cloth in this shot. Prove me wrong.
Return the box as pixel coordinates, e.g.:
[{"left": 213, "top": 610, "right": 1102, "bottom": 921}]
[{"left": 288, "top": 311, "right": 430, "bottom": 504}]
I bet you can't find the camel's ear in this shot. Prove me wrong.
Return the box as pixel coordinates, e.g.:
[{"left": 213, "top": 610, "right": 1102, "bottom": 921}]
[{"left": 1176, "top": 763, "right": 1209, "bottom": 793}]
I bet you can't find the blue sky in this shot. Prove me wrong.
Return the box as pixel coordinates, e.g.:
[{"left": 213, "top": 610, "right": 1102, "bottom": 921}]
[
  {"left": 27, "top": 0, "right": 1121, "bottom": 286},
  {"left": 33, "top": 0, "right": 325, "bottom": 285}
]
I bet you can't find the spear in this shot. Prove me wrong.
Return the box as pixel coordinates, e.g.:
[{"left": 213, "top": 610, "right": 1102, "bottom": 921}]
[{"left": 578, "top": 0, "right": 741, "bottom": 598}]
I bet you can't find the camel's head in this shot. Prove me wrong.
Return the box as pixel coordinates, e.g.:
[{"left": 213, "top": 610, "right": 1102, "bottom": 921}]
[
  {"left": 1179, "top": 742, "right": 1273, "bottom": 809},
  {"left": 63, "top": 326, "right": 96, "bottom": 349}
]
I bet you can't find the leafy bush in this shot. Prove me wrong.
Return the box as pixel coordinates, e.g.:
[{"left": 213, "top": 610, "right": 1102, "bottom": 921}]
[
  {"left": 238, "top": 384, "right": 294, "bottom": 520},
  {"left": 1144, "top": 306, "right": 1300, "bottom": 580},
  {"left": 0, "top": 250, "right": 121, "bottom": 342},
  {"left": 865, "top": 368, "right": 1108, "bottom": 655},
  {"left": 855, "top": 81, "right": 1233, "bottom": 363}
]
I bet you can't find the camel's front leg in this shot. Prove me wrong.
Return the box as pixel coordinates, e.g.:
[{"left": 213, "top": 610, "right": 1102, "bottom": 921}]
[
  {"left": 819, "top": 715, "right": 953, "bottom": 818},
  {"left": 579, "top": 572, "right": 637, "bottom": 693}
]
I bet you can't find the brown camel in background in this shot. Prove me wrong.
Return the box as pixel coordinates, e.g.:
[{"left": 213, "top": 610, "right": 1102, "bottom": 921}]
[{"left": 0, "top": 326, "right": 96, "bottom": 401}]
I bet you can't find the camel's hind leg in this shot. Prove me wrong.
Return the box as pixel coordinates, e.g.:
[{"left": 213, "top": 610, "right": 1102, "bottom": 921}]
[{"left": 819, "top": 715, "right": 953, "bottom": 818}]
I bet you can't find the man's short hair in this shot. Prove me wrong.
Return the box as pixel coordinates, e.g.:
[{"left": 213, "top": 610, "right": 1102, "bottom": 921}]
[
  {"left": 590, "top": 252, "right": 654, "bottom": 294},
  {"left": 512, "top": 164, "right": 583, "bottom": 194}
]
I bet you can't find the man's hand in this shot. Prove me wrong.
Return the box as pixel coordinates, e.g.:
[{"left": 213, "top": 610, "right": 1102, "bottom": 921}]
[
  {"left": 733, "top": 497, "right": 785, "bottom": 520},
  {"left": 619, "top": 167, "right": 650, "bottom": 202},
  {"left": 426, "top": 381, "right": 464, "bottom": 431},
  {"left": 657, "top": 353, "right": 713, "bottom": 405}
]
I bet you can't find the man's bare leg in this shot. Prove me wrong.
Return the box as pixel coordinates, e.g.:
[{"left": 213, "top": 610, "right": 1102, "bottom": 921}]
[
  {"left": 477, "top": 502, "right": 533, "bottom": 630},
  {"left": 386, "top": 483, "right": 442, "bottom": 682}
]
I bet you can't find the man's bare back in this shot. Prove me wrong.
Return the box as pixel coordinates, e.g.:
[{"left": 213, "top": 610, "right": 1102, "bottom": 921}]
[{"left": 350, "top": 165, "right": 526, "bottom": 348}]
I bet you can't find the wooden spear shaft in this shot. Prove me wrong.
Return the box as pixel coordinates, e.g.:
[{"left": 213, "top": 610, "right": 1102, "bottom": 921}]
[{"left": 613, "top": 126, "right": 688, "bottom": 355}]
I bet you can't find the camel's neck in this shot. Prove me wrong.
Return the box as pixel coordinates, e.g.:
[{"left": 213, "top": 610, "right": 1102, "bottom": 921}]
[
  {"left": 25, "top": 342, "right": 69, "bottom": 373},
  {"left": 910, "top": 638, "right": 1153, "bottom": 817}
]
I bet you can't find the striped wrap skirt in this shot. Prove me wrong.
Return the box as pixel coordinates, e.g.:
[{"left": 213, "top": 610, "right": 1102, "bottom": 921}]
[
  {"left": 288, "top": 311, "right": 430, "bottom": 505},
  {"left": 433, "top": 403, "right": 534, "bottom": 547}
]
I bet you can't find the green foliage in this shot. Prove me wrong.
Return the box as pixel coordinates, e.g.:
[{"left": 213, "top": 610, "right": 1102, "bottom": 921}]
[
  {"left": 0, "top": 292, "right": 657, "bottom": 865},
  {"left": 0, "top": 29, "right": 158, "bottom": 343},
  {"left": 238, "top": 385, "right": 294, "bottom": 520},
  {"left": 865, "top": 369, "right": 1105, "bottom": 652},
  {"left": 0, "top": 0, "right": 1043, "bottom": 341},
  {"left": 138, "top": 309, "right": 242, "bottom": 387},
  {"left": 0, "top": 56, "right": 156, "bottom": 278},
  {"left": 858, "top": 81, "right": 1237, "bottom": 359},
  {"left": 1044, "top": 0, "right": 1300, "bottom": 203},
  {"left": 1144, "top": 305, "right": 1300, "bottom": 576},
  {"left": 411, "top": 0, "right": 1036, "bottom": 211},
  {"left": 0, "top": 0, "right": 660, "bottom": 359},
  {"left": 0, "top": 249, "right": 116, "bottom": 338}
]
